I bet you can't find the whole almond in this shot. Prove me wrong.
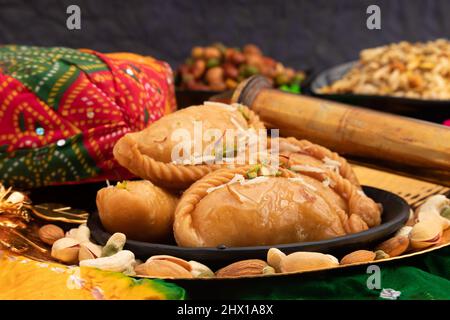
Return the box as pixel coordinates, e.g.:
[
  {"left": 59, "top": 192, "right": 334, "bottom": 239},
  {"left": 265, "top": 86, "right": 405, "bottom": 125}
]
[
  {"left": 375, "top": 235, "right": 410, "bottom": 257},
  {"left": 38, "top": 224, "right": 64, "bottom": 245},
  {"left": 340, "top": 250, "right": 376, "bottom": 265},
  {"left": 216, "top": 259, "right": 268, "bottom": 278},
  {"left": 135, "top": 260, "right": 193, "bottom": 279}
]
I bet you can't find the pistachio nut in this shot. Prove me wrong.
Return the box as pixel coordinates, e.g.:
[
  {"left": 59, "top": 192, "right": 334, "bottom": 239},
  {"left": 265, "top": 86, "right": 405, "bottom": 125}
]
[
  {"left": 78, "top": 242, "right": 103, "bottom": 261},
  {"left": 51, "top": 237, "right": 81, "bottom": 264},
  {"left": 101, "top": 232, "right": 126, "bottom": 257},
  {"left": 189, "top": 260, "right": 214, "bottom": 278},
  {"left": 374, "top": 250, "right": 390, "bottom": 260},
  {"left": 262, "top": 265, "right": 276, "bottom": 275},
  {"left": 410, "top": 220, "right": 443, "bottom": 249},
  {"left": 146, "top": 255, "right": 192, "bottom": 272}
]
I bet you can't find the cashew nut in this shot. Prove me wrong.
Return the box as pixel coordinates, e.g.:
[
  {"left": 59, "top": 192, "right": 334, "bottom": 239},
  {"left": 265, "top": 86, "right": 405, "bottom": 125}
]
[
  {"left": 80, "top": 250, "right": 135, "bottom": 273},
  {"left": 416, "top": 195, "right": 450, "bottom": 230}
]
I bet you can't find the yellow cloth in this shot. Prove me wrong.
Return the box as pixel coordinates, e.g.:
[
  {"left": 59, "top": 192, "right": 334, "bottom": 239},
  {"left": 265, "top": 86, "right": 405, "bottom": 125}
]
[{"left": 0, "top": 251, "right": 185, "bottom": 300}]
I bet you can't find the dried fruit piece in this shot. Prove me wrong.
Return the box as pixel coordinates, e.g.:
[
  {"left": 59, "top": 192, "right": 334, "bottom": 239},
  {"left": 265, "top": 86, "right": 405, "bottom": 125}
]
[
  {"left": 204, "top": 47, "right": 221, "bottom": 60},
  {"left": 205, "top": 67, "right": 224, "bottom": 84},
  {"left": 191, "top": 47, "right": 204, "bottom": 59},
  {"left": 340, "top": 250, "right": 376, "bottom": 265},
  {"left": 375, "top": 235, "right": 410, "bottom": 257},
  {"left": 192, "top": 59, "right": 206, "bottom": 79},
  {"left": 216, "top": 259, "right": 268, "bottom": 278}
]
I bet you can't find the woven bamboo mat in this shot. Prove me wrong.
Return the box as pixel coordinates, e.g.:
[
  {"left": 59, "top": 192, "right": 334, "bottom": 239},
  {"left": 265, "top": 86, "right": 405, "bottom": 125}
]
[{"left": 353, "top": 164, "right": 449, "bottom": 208}]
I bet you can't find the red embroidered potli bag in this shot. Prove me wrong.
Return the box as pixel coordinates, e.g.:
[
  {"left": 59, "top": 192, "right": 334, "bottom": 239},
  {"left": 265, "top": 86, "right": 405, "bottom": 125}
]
[{"left": 0, "top": 46, "right": 176, "bottom": 188}]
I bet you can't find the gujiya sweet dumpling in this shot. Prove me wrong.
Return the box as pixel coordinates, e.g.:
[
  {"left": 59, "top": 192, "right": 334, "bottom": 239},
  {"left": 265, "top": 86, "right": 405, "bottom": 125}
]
[
  {"left": 274, "top": 137, "right": 360, "bottom": 186},
  {"left": 174, "top": 165, "right": 382, "bottom": 247},
  {"left": 97, "top": 180, "right": 178, "bottom": 242},
  {"left": 113, "top": 102, "right": 265, "bottom": 189}
]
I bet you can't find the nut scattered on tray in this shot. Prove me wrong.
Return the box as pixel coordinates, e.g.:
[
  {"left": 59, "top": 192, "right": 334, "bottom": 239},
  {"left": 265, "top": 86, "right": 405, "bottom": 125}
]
[
  {"left": 319, "top": 39, "right": 450, "bottom": 100},
  {"left": 0, "top": 193, "right": 445, "bottom": 280},
  {"left": 177, "top": 43, "right": 306, "bottom": 93}
]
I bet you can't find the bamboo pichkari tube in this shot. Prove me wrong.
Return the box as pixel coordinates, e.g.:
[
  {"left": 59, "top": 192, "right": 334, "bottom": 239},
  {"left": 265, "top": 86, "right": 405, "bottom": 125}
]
[{"left": 231, "top": 76, "right": 450, "bottom": 184}]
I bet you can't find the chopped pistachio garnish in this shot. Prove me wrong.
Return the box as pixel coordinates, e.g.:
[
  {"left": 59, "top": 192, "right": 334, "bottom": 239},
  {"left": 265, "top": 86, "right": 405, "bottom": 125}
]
[
  {"left": 247, "top": 171, "right": 258, "bottom": 179},
  {"left": 245, "top": 164, "right": 262, "bottom": 179},
  {"left": 441, "top": 206, "right": 450, "bottom": 220},
  {"left": 237, "top": 105, "right": 250, "bottom": 121},
  {"left": 222, "top": 142, "right": 238, "bottom": 157},
  {"left": 116, "top": 181, "right": 128, "bottom": 190}
]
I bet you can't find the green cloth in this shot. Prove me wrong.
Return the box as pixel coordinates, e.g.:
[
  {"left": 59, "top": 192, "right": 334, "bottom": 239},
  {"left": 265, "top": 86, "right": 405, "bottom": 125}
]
[{"left": 246, "top": 246, "right": 450, "bottom": 300}]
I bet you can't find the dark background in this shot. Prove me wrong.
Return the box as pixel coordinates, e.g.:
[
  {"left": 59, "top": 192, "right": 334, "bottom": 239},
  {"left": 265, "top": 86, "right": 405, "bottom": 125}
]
[{"left": 0, "top": 0, "right": 449, "bottom": 72}]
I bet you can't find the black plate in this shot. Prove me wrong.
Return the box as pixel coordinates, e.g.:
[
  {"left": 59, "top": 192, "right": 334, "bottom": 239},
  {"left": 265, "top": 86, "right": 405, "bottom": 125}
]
[
  {"left": 307, "top": 61, "right": 450, "bottom": 123},
  {"left": 88, "top": 186, "right": 410, "bottom": 268}
]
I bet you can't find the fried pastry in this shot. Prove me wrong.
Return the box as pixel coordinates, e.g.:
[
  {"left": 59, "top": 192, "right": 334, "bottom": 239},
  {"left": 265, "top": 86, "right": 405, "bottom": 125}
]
[
  {"left": 96, "top": 180, "right": 178, "bottom": 242},
  {"left": 113, "top": 102, "right": 265, "bottom": 189},
  {"left": 174, "top": 165, "right": 381, "bottom": 247}
]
